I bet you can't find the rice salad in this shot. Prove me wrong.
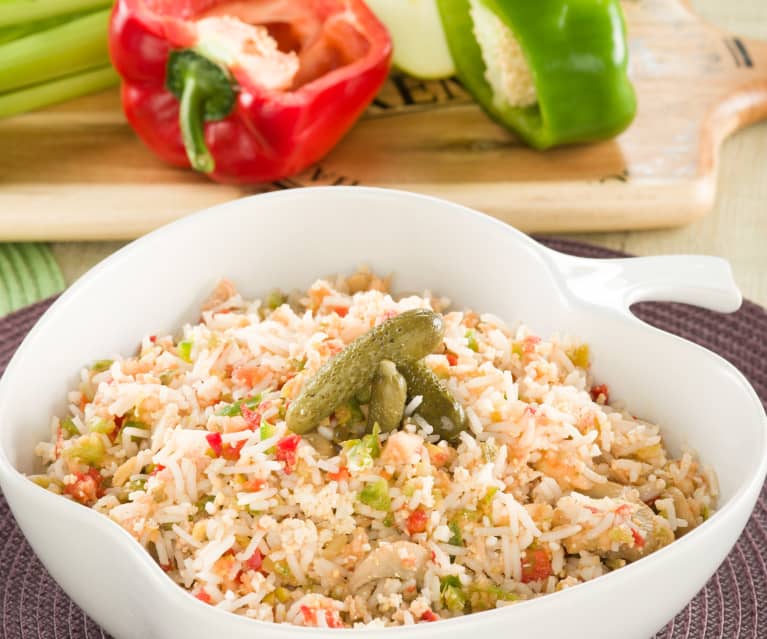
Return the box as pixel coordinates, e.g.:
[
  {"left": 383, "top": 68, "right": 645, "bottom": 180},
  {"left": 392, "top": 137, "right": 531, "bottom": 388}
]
[{"left": 31, "top": 271, "right": 718, "bottom": 628}]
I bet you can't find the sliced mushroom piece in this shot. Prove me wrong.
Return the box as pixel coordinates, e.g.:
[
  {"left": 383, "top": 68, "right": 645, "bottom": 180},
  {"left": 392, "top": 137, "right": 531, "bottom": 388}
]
[
  {"left": 664, "top": 486, "right": 698, "bottom": 536},
  {"left": 555, "top": 492, "right": 674, "bottom": 563},
  {"left": 580, "top": 480, "right": 629, "bottom": 500},
  {"left": 348, "top": 541, "right": 429, "bottom": 591},
  {"left": 617, "top": 501, "right": 674, "bottom": 562}
]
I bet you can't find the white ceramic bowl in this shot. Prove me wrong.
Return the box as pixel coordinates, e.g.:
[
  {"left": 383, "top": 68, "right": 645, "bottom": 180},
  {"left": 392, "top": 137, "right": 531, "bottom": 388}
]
[{"left": 1, "top": 187, "right": 765, "bottom": 639}]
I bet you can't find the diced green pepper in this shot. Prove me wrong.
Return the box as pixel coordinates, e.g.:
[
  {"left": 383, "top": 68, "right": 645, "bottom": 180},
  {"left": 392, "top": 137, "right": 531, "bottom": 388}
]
[
  {"left": 567, "top": 344, "right": 590, "bottom": 369},
  {"left": 260, "top": 422, "right": 275, "bottom": 440},
  {"left": 480, "top": 439, "right": 497, "bottom": 462},
  {"left": 465, "top": 330, "right": 479, "bottom": 352},
  {"left": 178, "top": 339, "right": 193, "bottom": 363},
  {"left": 259, "top": 422, "right": 276, "bottom": 453},
  {"left": 265, "top": 289, "right": 286, "bottom": 310},
  {"left": 448, "top": 520, "right": 463, "bottom": 546},
  {"left": 437, "top": 0, "right": 637, "bottom": 149},
  {"left": 91, "top": 359, "right": 113, "bottom": 373},
  {"left": 383, "top": 511, "right": 395, "bottom": 527},
  {"left": 123, "top": 419, "right": 150, "bottom": 431},
  {"left": 468, "top": 583, "right": 518, "bottom": 610},
  {"left": 343, "top": 423, "right": 381, "bottom": 471},
  {"left": 116, "top": 419, "right": 150, "bottom": 443},
  {"left": 479, "top": 486, "right": 498, "bottom": 513},
  {"left": 126, "top": 477, "right": 147, "bottom": 492},
  {"left": 196, "top": 494, "right": 215, "bottom": 512},
  {"left": 64, "top": 433, "right": 106, "bottom": 466},
  {"left": 263, "top": 557, "right": 295, "bottom": 584},
  {"left": 90, "top": 417, "right": 116, "bottom": 435},
  {"left": 30, "top": 475, "right": 63, "bottom": 490},
  {"left": 358, "top": 477, "right": 391, "bottom": 511},
  {"left": 288, "top": 357, "right": 306, "bottom": 372},
  {"left": 275, "top": 586, "right": 290, "bottom": 602},
  {"left": 440, "top": 575, "right": 466, "bottom": 612},
  {"left": 215, "top": 394, "right": 262, "bottom": 417},
  {"left": 159, "top": 370, "right": 177, "bottom": 386},
  {"left": 60, "top": 416, "right": 80, "bottom": 438}
]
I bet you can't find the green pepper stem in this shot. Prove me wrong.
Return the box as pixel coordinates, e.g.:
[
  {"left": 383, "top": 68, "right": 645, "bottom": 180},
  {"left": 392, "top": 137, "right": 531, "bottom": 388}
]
[{"left": 179, "top": 73, "right": 215, "bottom": 174}]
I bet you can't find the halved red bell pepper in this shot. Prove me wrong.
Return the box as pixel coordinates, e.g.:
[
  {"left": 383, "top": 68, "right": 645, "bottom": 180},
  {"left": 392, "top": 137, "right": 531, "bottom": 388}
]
[{"left": 109, "top": 0, "right": 391, "bottom": 184}]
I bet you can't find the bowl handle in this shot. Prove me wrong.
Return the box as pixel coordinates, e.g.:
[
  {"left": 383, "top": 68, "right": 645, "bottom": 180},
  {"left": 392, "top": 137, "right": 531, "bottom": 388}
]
[{"left": 556, "top": 254, "right": 743, "bottom": 314}]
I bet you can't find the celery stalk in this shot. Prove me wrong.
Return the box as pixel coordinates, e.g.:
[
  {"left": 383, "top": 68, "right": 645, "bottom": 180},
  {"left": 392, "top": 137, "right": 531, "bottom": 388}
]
[
  {"left": 0, "top": 11, "right": 87, "bottom": 44},
  {"left": 0, "top": 0, "right": 112, "bottom": 28},
  {"left": 0, "top": 9, "right": 111, "bottom": 93},
  {"left": 0, "top": 65, "right": 119, "bottom": 119}
]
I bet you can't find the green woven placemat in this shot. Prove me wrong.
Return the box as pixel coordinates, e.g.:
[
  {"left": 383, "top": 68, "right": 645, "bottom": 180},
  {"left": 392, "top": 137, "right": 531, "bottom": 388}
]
[{"left": 0, "top": 243, "right": 65, "bottom": 317}]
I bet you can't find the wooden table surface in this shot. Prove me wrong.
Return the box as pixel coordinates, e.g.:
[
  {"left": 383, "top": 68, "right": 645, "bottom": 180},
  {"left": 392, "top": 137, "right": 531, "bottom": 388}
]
[{"left": 50, "top": 0, "right": 767, "bottom": 307}]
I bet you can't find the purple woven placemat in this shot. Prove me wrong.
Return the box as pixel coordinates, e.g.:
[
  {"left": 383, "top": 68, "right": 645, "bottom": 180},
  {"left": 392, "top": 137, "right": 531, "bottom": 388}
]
[{"left": 1, "top": 238, "right": 765, "bottom": 639}]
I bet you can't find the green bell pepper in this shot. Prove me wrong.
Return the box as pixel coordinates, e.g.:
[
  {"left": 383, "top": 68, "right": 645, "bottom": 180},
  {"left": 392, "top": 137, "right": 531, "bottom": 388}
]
[
  {"left": 437, "top": 0, "right": 637, "bottom": 148},
  {"left": 366, "top": 0, "right": 454, "bottom": 79}
]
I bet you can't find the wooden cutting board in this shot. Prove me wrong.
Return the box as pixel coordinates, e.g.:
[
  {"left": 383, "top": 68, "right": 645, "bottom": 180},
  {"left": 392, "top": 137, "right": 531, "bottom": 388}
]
[{"left": 1, "top": 0, "right": 765, "bottom": 241}]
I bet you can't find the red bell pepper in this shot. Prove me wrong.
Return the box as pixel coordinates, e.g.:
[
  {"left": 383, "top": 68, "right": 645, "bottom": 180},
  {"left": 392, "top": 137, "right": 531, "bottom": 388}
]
[{"left": 109, "top": 0, "right": 391, "bottom": 184}]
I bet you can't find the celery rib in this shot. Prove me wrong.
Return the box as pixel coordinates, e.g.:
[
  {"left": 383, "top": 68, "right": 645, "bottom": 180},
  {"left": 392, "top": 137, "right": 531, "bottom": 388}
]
[
  {"left": 0, "top": 0, "right": 112, "bottom": 28},
  {"left": 0, "top": 9, "right": 112, "bottom": 94},
  {"left": 0, "top": 65, "right": 119, "bottom": 119}
]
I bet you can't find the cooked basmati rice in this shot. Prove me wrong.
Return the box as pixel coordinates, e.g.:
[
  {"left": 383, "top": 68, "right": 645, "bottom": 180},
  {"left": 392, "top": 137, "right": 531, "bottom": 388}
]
[{"left": 30, "top": 272, "right": 717, "bottom": 628}]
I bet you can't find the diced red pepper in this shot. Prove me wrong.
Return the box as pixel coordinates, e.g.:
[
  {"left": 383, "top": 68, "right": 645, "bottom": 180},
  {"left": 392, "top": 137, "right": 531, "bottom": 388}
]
[
  {"left": 221, "top": 440, "right": 245, "bottom": 461},
  {"left": 523, "top": 335, "right": 541, "bottom": 354},
  {"left": 521, "top": 548, "right": 552, "bottom": 583},
  {"left": 150, "top": 463, "right": 166, "bottom": 476},
  {"left": 233, "top": 365, "right": 269, "bottom": 388},
  {"left": 590, "top": 384, "right": 610, "bottom": 404},
  {"left": 330, "top": 305, "right": 349, "bottom": 318},
  {"left": 300, "top": 606, "right": 344, "bottom": 628},
  {"left": 242, "top": 477, "right": 265, "bottom": 492},
  {"left": 421, "top": 610, "right": 440, "bottom": 622},
  {"left": 275, "top": 434, "right": 301, "bottom": 474},
  {"left": 245, "top": 548, "right": 263, "bottom": 572},
  {"left": 631, "top": 528, "right": 646, "bottom": 549},
  {"left": 109, "top": 415, "right": 125, "bottom": 442},
  {"left": 407, "top": 508, "right": 429, "bottom": 535},
  {"left": 446, "top": 352, "right": 458, "bottom": 367},
  {"left": 327, "top": 466, "right": 350, "bottom": 482},
  {"left": 300, "top": 606, "right": 315, "bottom": 625},
  {"left": 240, "top": 404, "right": 262, "bottom": 430},
  {"left": 206, "top": 432, "right": 223, "bottom": 457},
  {"left": 615, "top": 504, "right": 633, "bottom": 518},
  {"left": 149, "top": 335, "right": 157, "bottom": 343},
  {"left": 195, "top": 590, "right": 211, "bottom": 604},
  {"left": 63, "top": 468, "right": 104, "bottom": 505}
]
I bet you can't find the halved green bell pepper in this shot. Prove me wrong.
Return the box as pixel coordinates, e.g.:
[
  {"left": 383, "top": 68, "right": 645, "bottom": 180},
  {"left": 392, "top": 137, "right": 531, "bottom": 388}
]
[
  {"left": 437, "top": 0, "right": 637, "bottom": 148},
  {"left": 366, "top": 0, "right": 454, "bottom": 79}
]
